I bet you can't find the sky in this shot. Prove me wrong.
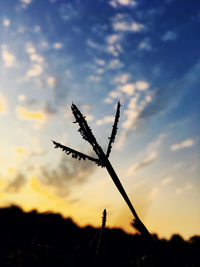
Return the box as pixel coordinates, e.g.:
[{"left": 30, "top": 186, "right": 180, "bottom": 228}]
[{"left": 0, "top": 0, "right": 200, "bottom": 240}]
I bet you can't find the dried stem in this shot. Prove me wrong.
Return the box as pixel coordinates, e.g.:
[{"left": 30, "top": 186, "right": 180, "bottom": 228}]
[
  {"left": 53, "top": 102, "right": 152, "bottom": 240},
  {"left": 96, "top": 209, "right": 107, "bottom": 256},
  {"left": 106, "top": 101, "right": 120, "bottom": 158}
]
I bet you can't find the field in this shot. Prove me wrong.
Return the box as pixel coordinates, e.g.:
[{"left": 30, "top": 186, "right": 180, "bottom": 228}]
[{"left": 0, "top": 205, "right": 199, "bottom": 267}]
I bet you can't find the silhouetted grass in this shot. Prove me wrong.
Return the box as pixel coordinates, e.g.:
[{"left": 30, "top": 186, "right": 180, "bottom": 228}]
[{"left": 0, "top": 206, "right": 199, "bottom": 267}]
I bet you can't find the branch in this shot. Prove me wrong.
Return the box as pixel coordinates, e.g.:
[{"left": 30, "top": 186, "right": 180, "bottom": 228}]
[
  {"left": 106, "top": 101, "right": 121, "bottom": 158},
  {"left": 71, "top": 103, "right": 102, "bottom": 159},
  {"left": 52, "top": 140, "right": 104, "bottom": 167}
]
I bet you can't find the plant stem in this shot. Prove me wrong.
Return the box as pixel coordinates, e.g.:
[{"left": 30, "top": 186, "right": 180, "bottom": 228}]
[{"left": 100, "top": 151, "right": 152, "bottom": 239}]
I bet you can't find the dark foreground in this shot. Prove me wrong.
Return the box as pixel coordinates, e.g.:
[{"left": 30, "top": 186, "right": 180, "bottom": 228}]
[{"left": 0, "top": 206, "right": 199, "bottom": 267}]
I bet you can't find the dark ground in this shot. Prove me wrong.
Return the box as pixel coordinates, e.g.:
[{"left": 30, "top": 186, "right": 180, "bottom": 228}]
[{"left": 0, "top": 205, "right": 199, "bottom": 267}]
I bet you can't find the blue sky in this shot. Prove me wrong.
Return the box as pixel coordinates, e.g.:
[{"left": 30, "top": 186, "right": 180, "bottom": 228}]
[{"left": 0, "top": 0, "right": 200, "bottom": 239}]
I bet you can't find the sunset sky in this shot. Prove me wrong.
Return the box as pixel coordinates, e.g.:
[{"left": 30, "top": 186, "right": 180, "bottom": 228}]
[{"left": 0, "top": 0, "right": 200, "bottom": 239}]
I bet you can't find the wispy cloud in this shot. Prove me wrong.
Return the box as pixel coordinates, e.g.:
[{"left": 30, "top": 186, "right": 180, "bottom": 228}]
[
  {"left": 53, "top": 42, "right": 63, "bottom": 49},
  {"left": 20, "top": 0, "right": 32, "bottom": 8},
  {"left": 112, "top": 14, "right": 145, "bottom": 32},
  {"left": 26, "top": 64, "right": 43, "bottom": 77},
  {"left": 127, "top": 152, "right": 157, "bottom": 175},
  {"left": 96, "top": 116, "right": 114, "bottom": 126},
  {"left": 16, "top": 106, "right": 47, "bottom": 122},
  {"left": 127, "top": 133, "right": 166, "bottom": 175},
  {"left": 106, "top": 33, "right": 123, "bottom": 56},
  {"left": 1, "top": 45, "right": 16, "bottom": 68},
  {"left": 109, "top": 0, "right": 137, "bottom": 8},
  {"left": 46, "top": 76, "right": 57, "bottom": 88},
  {"left": 5, "top": 173, "right": 26, "bottom": 193},
  {"left": 175, "top": 183, "right": 193, "bottom": 195},
  {"left": 113, "top": 73, "right": 130, "bottom": 84},
  {"left": 3, "top": 17, "right": 10, "bottom": 27},
  {"left": 0, "top": 93, "right": 8, "bottom": 114},
  {"left": 161, "top": 176, "right": 173, "bottom": 186},
  {"left": 170, "top": 138, "right": 195, "bottom": 151},
  {"left": 40, "top": 156, "right": 96, "bottom": 197},
  {"left": 162, "top": 31, "right": 177, "bottom": 41}
]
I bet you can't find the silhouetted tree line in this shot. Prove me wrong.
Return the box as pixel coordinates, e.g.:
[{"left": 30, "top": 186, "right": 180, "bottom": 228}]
[{"left": 0, "top": 205, "right": 199, "bottom": 267}]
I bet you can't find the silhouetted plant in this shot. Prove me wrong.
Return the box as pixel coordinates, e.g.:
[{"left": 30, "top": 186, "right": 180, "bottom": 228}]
[
  {"left": 52, "top": 102, "right": 152, "bottom": 240},
  {"left": 96, "top": 209, "right": 107, "bottom": 256}
]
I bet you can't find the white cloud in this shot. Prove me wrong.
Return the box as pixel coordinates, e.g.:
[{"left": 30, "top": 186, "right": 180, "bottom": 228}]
[
  {"left": 53, "top": 42, "right": 63, "bottom": 49},
  {"left": 175, "top": 183, "right": 193, "bottom": 195},
  {"left": 108, "top": 59, "right": 124, "bottom": 69},
  {"left": 96, "top": 116, "right": 114, "bottom": 126},
  {"left": 161, "top": 176, "right": 173, "bottom": 186},
  {"left": 107, "top": 34, "right": 121, "bottom": 45},
  {"left": 26, "top": 64, "right": 43, "bottom": 77},
  {"left": 30, "top": 54, "right": 44, "bottom": 63},
  {"left": 170, "top": 138, "right": 195, "bottom": 151},
  {"left": 0, "top": 93, "right": 8, "bottom": 114},
  {"left": 46, "top": 76, "right": 57, "bottom": 88},
  {"left": 18, "top": 94, "right": 26, "bottom": 102},
  {"left": 20, "top": 0, "right": 32, "bottom": 8},
  {"left": 25, "top": 42, "right": 36, "bottom": 54},
  {"left": 96, "top": 68, "right": 104, "bottom": 74},
  {"left": 3, "top": 18, "right": 10, "bottom": 27},
  {"left": 104, "top": 97, "right": 114, "bottom": 104},
  {"left": 147, "top": 186, "right": 158, "bottom": 201},
  {"left": 136, "top": 81, "right": 149, "bottom": 90},
  {"left": 127, "top": 152, "right": 157, "bottom": 175},
  {"left": 121, "top": 83, "right": 135, "bottom": 96},
  {"left": 162, "top": 31, "right": 177, "bottom": 41},
  {"left": 109, "top": 0, "right": 137, "bottom": 8},
  {"left": 113, "top": 21, "right": 144, "bottom": 32},
  {"left": 95, "top": 59, "right": 105, "bottom": 66},
  {"left": 81, "top": 105, "right": 94, "bottom": 121},
  {"left": 106, "top": 34, "right": 123, "bottom": 56},
  {"left": 114, "top": 73, "right": 130, "bottom": 84},
  {"left": 88, "top": 75, "right": 101, "bottom": 82},
  {"left": 1, "top": 45, "right": 16, "bottom": 68},
  {"left": 138, "top": 41, "right": 151, "bottom": 51}
]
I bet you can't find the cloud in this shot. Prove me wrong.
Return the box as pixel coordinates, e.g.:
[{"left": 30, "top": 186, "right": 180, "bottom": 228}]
[
  {"left": 30, "top": 54, "right": 44, "bottom": 63},
  {"left": 16, "top": 106, "right": 47, "bottom": 122},
  {"left": 175, "top": 183, "right": 193, "bottom": 195},
  {"left": 1, "top": 45, "right": 16, "bottom": 68},
  {"left": 40, "top": 155, "right": 96, "bottom": 197},
  {"left": 138, "top": 40, "right": 151, "bottom": 51},
  {"left": 121, "top": 132, "right": 165, "bottom": 168},
  {"left": 113, "top": 73, "right": 130, "bottom": 84},
  {"left": 5, "top": 173, "right": 26, "bottom": 193},
  {"left": 161, "top": 176, "right": 173, "bottom": 186},
  {"left": 53, "top": 42, "right": 63, "bottom": 49},
  {"left": 136, "top": 81, "right": 149, "bottom": 90},
  {"left": 106, "top": 34, "right": 123, "bottom": 56},
  {"left": 108, "top": 59, "right": 124, "bottom": 69},
  {"left": 113, "top": 21, "right": 144, "bottom": 32},
  {"left": 80, "top": 105, "right": 94, "bottom": 121},
  {"left": 20, "top": 0, "right": 32, "bottom": 8},
  {"left": 3, "top": 18, "right": 10, "bottom": 27},
  {"left": 162, "top": 31, "right": 177, "bottom": 41},
  {"left": 109, "top": 0, "right": 137, "bottom": 8},
  {"left": 95, "top": 59, "right": 105, "bottom": 66},
  {"left": 170, "top": 138, "right": 195, "bottom": 151},
  {"left": 0, "top": 93, "right": 8, "bottom": 114},
  {"left": 121, "top": 83, "right": 135, "bottom": 95},
  {"left": 88, "top": 75, "right": 101, "bottom": 82},
  {"left": 127, "top": 152, "right": 157, "bottom": 175},
  {"left": 46, "top": 76, "right": 57, "bottom": 88},
  {"left": 96, "top": 116, "right": 114, "bottom": 126},
  {"left": 25, "top": 42, "right": 36, "bottom": 54},
  {"left": 26, "top": 64, "right": 43, "bottom": 77}
]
